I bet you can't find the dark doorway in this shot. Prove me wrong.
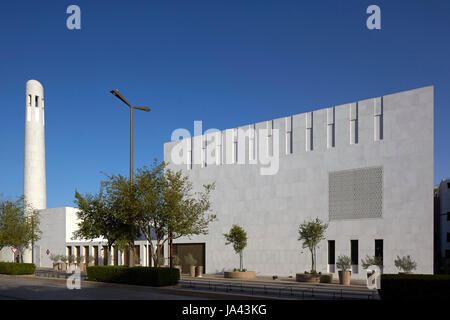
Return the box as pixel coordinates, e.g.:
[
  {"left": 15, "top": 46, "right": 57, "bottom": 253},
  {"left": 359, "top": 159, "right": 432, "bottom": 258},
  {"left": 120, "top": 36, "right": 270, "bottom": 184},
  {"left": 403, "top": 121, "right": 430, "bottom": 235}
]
[{"left": 173, "top": 243, "right": 205, "bottom": 274}]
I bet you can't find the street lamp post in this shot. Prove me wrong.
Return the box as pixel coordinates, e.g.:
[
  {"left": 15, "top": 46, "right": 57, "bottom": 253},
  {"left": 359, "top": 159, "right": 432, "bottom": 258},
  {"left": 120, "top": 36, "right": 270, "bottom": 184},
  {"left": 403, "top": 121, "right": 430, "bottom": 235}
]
[
  {"left": 110, "top": 89, "right": 150, "bottom": 184},
  {"left": 110, "top": 89, "right": 150, "bottom": 267}
]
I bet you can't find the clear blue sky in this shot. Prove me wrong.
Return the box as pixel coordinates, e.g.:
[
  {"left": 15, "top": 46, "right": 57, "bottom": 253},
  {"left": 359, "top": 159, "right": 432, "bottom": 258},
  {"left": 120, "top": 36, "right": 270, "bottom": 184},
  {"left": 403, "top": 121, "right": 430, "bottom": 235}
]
[{"left": 0, "top": 0, "right": 449, "bottom": 208}]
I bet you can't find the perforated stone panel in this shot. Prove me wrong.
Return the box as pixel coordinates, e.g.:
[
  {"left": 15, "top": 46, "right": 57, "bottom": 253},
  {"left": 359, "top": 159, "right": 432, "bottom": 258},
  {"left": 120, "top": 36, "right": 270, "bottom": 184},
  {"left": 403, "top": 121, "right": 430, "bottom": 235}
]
[{"left": 329, "top": 166, "right": 383, "bottom": 220}]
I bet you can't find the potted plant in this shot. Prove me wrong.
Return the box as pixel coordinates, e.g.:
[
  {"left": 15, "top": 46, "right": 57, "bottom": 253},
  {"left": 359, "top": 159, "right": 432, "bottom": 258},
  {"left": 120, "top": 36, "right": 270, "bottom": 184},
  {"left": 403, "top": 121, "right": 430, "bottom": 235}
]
[
  {"left": 394, "top": 255, "right": 417, "bottom": 274},
  {"left": 76, "top": 255, "right": 85, "bottom": 271},
  {"left": 337, "top": 255, "right": 352, "bottom": 285},
  {"left": 49, "top": 254, "right": 60, "bottom": 271},
  {"left": 223, "top": 225, "right": 255, "bottom": 279},
  {"left": 172, "top": 255, "right": 182, "bottom": 275},
  {"left": 185, "top": 253, "right": 197, "bottom": 277},
  {"left": 67, "top": 254, "right": 76, "bottom": 271},
  {"left": 86, "top": 255, "right": 95, "bottom": 266},
  {"left": 296, "top": 217, "right": 328, "bottom": 283},
  {"left": 59, "top": 255, "right": 68, "bottom": 271},
  {"left": 361, "top": 255, "right": 384, "bottom": 274}
]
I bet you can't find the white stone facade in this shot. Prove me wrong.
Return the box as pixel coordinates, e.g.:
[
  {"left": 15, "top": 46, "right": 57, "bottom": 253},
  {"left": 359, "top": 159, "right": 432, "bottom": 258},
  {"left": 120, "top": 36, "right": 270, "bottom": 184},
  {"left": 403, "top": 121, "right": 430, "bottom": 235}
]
[{"left": 164, "top": 86, "right": 434, "bottom": 279}]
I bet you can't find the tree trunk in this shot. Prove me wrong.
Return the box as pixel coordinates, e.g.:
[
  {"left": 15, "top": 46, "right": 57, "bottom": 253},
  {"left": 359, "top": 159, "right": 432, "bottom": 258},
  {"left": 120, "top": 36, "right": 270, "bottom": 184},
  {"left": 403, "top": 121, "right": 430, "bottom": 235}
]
[
  {"left": 310, "top": 248, "right": 314, "bottom": 272},
  {"left": 240, "top": 250, "right": 243, "bottom": 271},
  {"left": 129, "top": 243, "right": 135, "bottom": 267},
  {"left": 107, "top": 246, "right": 112, "bottom": 266}
]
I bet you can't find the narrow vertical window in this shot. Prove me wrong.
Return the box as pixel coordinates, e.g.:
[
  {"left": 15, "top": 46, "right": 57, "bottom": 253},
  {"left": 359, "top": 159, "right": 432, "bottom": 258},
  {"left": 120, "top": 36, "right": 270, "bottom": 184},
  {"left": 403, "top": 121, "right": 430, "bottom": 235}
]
[
  {"left": 351, "top": 240, "right": 359, "bottom": 274},
  {"left": 327, "top": 107, "right": 335, "bottom": 149},
  {"left": 201, "top": 136, "right": 206, "bottom": 168},
  {"left": 328, "top": 240, "right": 335, "bottom": 273},
  {"left": 266, "top": 120, "right": 273, "bottom": 156},
  {"left": 285, "top": 116, "right": 293, "bottom": 154},
  {"left": 350, "top": 102, "right": 358, "bottom": 144},
  {"left": 28, "top": 95, "right": 32, "bottom": 106},
  {"left": 249, "top": 124, "right": 256, "bottom": 162},
  {"left": 233, "top": 129, "right": 238, "bottom": 164},
  {"left": 305, "top": 112, "right": 313, "bottom": 151},
  {"left": 216, "top": 131, "right": 222, "bottom": 165},
  {"left": 375, "top": 239, "right": 383, "bottom": 264},
  {"left": 35, "top": 95, "right": 39, "bottom": 107},
  {"left": 374, "top": 97, "right": 383, "bottom": 141},
  {"left": 186, "top": 138, "right": 192, "bottom": 170}
]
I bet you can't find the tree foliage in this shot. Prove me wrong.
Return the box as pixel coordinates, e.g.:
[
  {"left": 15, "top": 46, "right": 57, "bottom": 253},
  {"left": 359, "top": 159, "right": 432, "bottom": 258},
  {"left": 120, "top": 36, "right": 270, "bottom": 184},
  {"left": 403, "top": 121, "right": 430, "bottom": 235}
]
[
  {"left": 135, "top": 160, "right": 216, "bottom": 266},
  {"left": 73, "top": 160, "right": 216, "bottom": 267},
  {"left": 0, "top": 196, "right": 41, "bottom": 262},
  {"left": 298, "top": 217, "right": 328, "bottom": 273},
  {"left": 394, "top": 255, "right": 417, "bottom": 273},
  {"left": 224, "top": 225, "right": 248, "bottom": 271}
]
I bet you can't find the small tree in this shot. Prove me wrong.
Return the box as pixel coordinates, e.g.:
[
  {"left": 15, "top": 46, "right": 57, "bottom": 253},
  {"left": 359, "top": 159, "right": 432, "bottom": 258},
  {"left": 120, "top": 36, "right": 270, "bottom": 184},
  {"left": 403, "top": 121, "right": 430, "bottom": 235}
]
[
  {"left": 224, "top": 225, "right": 248, "bottom": 271},
  {"left": 361, "top": 255, "right": 383, "bottom": 269},
  {"left": 298, "top": 217, "right": 328, "bottom": 273},
  {"left": 394, "top": 255, "right": 417, "bottom": 273},
  {"left": 184, "top": 253, "right": 197, "bottom": 267},
  {"left": 336, "top": 255, "right": 352, "bottom": 272},
  {"left": 172, "top": 255, "right": 181, "bottom": 266},
  {"left": 0, "top": 197, "right": 41, "bottom": 263}
]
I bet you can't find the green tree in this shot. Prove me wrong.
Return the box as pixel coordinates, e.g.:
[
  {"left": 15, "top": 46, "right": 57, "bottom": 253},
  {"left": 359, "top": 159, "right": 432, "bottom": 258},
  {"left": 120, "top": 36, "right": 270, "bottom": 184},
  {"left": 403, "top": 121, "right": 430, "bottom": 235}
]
[
  {"left": 0, "top": 197, "right": 41, "bottom": 263},
  {"left": 134, "top": 160, "right": 216, "bottom": 267},
  {"left": 73, "top": 182, "right": 132, "bottom": 265},
  {"left": 224, "top": 225, "right": 248, "bottom": 271},
  {"left": 298, "top": 217, "right": 328, "bottom": 273}
]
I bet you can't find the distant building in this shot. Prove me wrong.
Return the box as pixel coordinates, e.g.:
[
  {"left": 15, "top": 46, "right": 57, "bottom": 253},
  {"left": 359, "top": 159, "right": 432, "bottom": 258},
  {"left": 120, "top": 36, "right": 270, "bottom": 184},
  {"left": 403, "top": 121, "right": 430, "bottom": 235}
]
[{"left": 435, "top": 178, "right": 450, "bottom": 273}]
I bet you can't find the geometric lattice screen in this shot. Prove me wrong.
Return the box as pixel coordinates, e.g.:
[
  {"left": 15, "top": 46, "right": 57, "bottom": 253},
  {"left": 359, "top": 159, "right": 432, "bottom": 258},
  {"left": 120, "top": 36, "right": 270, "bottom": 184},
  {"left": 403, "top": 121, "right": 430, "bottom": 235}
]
[{"left": 329, "top": 166, "right": 383, "bottom": 220}]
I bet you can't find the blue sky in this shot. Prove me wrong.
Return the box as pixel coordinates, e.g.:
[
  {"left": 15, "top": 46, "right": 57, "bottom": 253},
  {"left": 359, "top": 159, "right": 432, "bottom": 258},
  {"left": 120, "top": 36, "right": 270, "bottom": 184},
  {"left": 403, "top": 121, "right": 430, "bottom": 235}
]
[{"left": 0, "top": 0, "right": 449, "bottom": 208}]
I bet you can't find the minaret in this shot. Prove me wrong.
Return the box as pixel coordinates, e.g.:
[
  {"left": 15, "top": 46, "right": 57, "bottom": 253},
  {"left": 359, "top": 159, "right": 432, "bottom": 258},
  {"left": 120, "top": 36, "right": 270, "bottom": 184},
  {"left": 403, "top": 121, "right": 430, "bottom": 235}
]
[{"left": 23, "top": 80, "right": 46, "bottom": 262}]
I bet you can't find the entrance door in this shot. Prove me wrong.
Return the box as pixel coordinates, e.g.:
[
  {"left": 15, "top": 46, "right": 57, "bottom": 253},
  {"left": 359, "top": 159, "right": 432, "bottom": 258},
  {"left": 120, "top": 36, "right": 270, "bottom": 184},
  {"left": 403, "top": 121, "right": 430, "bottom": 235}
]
[{"left": 173, "top": 243, "right": 205, "bottom": 274}]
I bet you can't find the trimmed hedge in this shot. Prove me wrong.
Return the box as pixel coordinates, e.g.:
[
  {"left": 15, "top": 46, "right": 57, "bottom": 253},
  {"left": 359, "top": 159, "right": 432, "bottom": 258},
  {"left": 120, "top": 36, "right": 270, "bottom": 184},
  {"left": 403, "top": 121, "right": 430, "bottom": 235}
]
[
  {"left": 86, "top": 266, "right": 180, "bottom": 287},
  {"left": 379, "top": 274, "right": 450, "bottom": 300},
  {"left": 0, "top": 262, "right": 36, "bottom": 275}
]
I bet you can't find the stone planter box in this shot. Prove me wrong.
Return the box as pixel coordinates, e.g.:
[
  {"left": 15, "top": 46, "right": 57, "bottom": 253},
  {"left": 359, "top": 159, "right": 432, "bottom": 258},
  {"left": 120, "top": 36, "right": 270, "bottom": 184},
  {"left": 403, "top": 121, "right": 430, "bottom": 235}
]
[
  {"left": 224, "top": 271, "right": 256, "bottom": 279},
  {"left": 296, "top": 273, "right": 321, "bottom": 283},
  {"left": 189, "top": 266, "right": 196, "bottom": 277},
  {"left": 338, "top": 270, "right": 351, "bottom": 285},
  {"left": 195, "top": 266, "right": 203, "bottom": 277},
  {"left": 319, "top": 273, "right": 333, "bottom": 283}
]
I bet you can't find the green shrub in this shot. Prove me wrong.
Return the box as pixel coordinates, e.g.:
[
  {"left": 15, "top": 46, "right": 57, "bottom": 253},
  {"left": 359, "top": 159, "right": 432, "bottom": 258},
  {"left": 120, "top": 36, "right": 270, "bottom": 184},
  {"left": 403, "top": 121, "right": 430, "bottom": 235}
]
[
  {"left": 0, "top": 262, "right": 35, "bottom": 275},
  {"left": 86, "top": 266, "right": 180, "bottom": 287},
  {"left": 379, "top": 274, "right": 450, "bottom": 300}
]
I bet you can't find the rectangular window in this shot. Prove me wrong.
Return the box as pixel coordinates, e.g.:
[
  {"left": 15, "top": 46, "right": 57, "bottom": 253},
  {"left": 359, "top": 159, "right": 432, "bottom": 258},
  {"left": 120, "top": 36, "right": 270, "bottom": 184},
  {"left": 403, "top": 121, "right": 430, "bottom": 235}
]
[
  {"left": 447, "top": 233, "right": 450, "bottom": 243},
  {"left": 216, "top": 132, "right": 222, "bottom": 165},
  {"left": 447, "top": 212, "right": 450, "bottom": 221},
  {"left": 375, "top": 239, "right": 383, "bottom": 262},
  {"left": 446, "top": 250, "right": 450, "bottom": 259},
  {"left": 447, "top": 182, "right": 450, "bottom": 189},
  {"left": 374, "top": 98, "right": 383, "bottom": 141},
  {"left": 305, "top": 112, "right": 313, "bottom": 151},
  {"left": 328, "top": 240, "right": 335, "bottom": 265},
  {"left": 327, "top": 107, "right": 335, "bottom": 149},
  {"left": 351, "top": 240, "right": 359, "bottom": 265},
  {"left": 285, "top": 116, "right": 293, "bottom": 154},
  {"left": 35, "top": 95, "right": 39, "bottom": 107},
  {"left": 186, "top": 138, "right": 192, "bottom": 170},
  {"left": 349, "top": 103, "right": 358, "bottom": 144},
  {"left": 28, "top": 95, "right": 32, "bottom": 106},
  {"left": 266, "top": 121, "right": 273, "bottom": 156}
]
